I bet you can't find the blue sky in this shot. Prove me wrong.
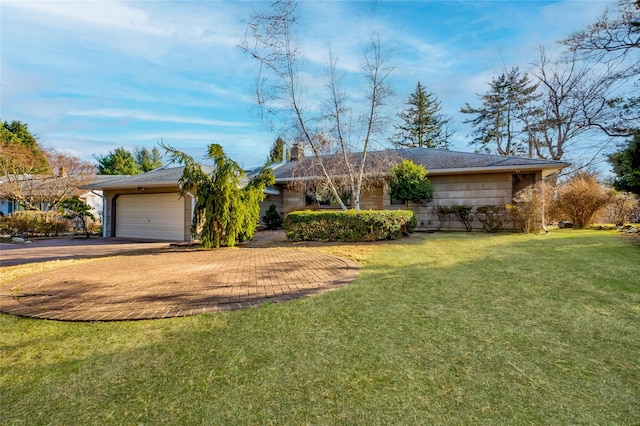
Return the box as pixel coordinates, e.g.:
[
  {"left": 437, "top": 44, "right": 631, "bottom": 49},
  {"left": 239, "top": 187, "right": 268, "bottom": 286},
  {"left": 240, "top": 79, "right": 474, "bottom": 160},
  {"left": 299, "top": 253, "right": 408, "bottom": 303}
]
[{"left": 1, "top": 0, "right": 614, "bottom": 169}]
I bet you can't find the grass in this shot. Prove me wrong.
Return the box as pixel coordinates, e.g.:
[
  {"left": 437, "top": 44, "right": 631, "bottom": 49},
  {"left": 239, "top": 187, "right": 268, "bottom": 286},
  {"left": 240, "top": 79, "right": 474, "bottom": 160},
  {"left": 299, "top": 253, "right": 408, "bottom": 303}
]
[{"left": 1, "top": 230, "right": 639, "bottom": 425}]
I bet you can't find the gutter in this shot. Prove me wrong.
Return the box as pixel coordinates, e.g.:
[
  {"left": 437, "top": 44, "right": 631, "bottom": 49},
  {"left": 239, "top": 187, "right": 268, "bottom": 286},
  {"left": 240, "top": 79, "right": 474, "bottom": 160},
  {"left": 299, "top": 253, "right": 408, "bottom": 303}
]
[{"left": 274, "top": 163, "right": 570, "bottom": 184}]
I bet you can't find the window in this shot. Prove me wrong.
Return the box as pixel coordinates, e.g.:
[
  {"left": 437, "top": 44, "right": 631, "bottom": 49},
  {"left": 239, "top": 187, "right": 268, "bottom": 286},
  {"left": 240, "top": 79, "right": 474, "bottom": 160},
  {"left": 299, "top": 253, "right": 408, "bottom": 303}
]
[
  {"left": 305, "top": 189, "right": 351, "bottom": 208},
  {"left": 512, "top": 173, "right": 536, "bottom": 198},
  {"left": 390, "top": 195, "right": 405, "bottom": 205}
]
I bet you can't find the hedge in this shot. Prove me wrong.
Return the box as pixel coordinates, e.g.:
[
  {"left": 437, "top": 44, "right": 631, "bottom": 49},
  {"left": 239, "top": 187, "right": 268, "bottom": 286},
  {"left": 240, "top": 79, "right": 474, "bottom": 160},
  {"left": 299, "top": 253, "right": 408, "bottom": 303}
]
[{"left": 283, "top": 210, "right": 417, "bottom": 242}]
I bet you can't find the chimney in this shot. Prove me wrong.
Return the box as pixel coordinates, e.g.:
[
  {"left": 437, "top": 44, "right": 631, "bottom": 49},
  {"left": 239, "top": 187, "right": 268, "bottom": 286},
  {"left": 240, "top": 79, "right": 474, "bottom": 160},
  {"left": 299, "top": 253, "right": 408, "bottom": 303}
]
[{"left": 290, "top": 143, "right": 303, "bottom": 161}]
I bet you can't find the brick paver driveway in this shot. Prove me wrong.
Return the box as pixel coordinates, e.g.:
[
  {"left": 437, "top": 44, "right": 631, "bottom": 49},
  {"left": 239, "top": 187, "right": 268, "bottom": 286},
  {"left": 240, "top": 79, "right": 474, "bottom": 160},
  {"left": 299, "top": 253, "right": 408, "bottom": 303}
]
[{"left": 0, "top": 238, "right": 359, "bottom": 321}]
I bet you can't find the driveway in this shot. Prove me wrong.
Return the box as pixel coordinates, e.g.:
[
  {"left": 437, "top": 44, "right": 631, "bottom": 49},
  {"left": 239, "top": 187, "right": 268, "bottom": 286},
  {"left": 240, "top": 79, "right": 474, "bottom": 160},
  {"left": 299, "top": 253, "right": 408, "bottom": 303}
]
[
  {"left": 0, "top": 237, "right": 171, "bottom": 267},
  {"left": 0, "top": 233, "right": 360, "bottom": 321}
]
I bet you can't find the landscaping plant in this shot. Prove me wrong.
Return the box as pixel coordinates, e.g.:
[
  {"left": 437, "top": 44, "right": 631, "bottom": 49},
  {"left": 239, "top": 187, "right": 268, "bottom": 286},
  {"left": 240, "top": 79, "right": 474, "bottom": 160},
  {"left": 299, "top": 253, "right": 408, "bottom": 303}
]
[
  {"left": 261, "top": 204, "right": 283, "bottom": 230},
  {"left": 162, "top": 143, "right": 275, "bottom": 248},
  {"left": 553, "top": 172, "right": 612, "bottom": 228}
]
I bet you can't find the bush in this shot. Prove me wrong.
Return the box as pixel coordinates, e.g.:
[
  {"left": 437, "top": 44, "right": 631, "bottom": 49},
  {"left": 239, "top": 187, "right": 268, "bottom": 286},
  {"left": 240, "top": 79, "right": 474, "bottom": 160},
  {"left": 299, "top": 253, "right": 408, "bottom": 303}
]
[
  {"left": 476, "top": 205, "right": 509, "bottom": 233},
  {"left": 604, "top": 191, "right": 639, "bottom": 226},
  {"left": 283, "top": 210, "right": 416, "bottom": 242},
  {"left": 387, "top": 160, "right": 433, "bottom": 206},
  {"left": 0, "top": 211, "right": 71, "bottom": 237},
  {"left": 553, "top": 172, "right": 612, "bottom": 229},
  {"left": 434, "top": 205, "right": 474, "bottom": 231},
  {"left": 261, "top": 204, "right": 283, "bottom": 230},
  {"left": 511, "top": 181, "right": 555, "bottom": 233}
]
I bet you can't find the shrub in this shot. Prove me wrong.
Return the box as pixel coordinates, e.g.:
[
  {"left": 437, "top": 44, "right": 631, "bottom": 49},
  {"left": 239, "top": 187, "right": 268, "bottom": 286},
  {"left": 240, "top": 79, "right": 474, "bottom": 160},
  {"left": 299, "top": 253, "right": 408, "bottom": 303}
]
[
  {"left": 1, "top": 211, "right": 71, "bottom": 237},
  {"left": 553, "top": 172, "right": 612, "bottom": 229},
  {"left": 283, "top": 210, "right": 416, "bottom": 242},
  {"left": 604, "top": 191, "right": 639, "bottom": 226},
  {"left": 511, "top": 181, "right": 555, "bottom": 233},
  {"left": 387, "top": 160, "right": 433, "bottom": 206},
  {"left": 476, "top": 205, "right": 509, "bottom": 233},
  {"left": 434, "top": 205, "right": 474, "bottom": 231},
  {"left": 261, "top": 204, "right": 283, "bottom": 230}
]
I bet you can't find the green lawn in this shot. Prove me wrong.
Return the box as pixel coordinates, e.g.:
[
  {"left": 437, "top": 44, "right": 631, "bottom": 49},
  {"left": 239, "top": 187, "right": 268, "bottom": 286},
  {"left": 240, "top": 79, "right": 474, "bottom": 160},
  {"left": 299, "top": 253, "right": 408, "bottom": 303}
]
[{"left": 1, "top": 230, "right": 639, "bottom": 425}]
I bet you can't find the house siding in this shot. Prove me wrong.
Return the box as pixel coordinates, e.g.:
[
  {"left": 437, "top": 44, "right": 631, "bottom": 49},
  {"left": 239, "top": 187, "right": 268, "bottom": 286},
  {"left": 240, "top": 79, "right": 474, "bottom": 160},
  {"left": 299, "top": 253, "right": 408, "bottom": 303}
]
[{"left": 277, "top": 171, "right": 542, "bottom": 231}]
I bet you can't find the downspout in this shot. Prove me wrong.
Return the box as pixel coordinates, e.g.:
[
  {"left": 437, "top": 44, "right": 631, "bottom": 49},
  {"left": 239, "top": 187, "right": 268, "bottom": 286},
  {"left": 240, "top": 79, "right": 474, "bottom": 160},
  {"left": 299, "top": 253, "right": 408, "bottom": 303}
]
[{"left": 541, "top": 176, "right": 548, "bottom": 235}]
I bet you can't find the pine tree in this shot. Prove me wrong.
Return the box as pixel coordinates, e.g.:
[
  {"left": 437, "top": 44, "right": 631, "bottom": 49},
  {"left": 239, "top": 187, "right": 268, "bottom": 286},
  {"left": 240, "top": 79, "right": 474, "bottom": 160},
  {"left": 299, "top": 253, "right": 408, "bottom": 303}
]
[
  {"left": 609, "top": 131, "right": 640, "bottom": 196},
  {"left": 266, "top": 137, "right": 290, "bottom": 164},
  {"left": 391, "top": 82, "right": 452, "bottom": 149},
  {"left": 61, "top": 195, "right": 95, "bottom": 237},
  {"left": 94, "top": 148, "right": 141, "bottom": 175},
  {"left": 461, "top": 68, "right": 540, "bottom": 157},
  {"left": 135, "top": 147, "right": 163, "bottom": 172}
]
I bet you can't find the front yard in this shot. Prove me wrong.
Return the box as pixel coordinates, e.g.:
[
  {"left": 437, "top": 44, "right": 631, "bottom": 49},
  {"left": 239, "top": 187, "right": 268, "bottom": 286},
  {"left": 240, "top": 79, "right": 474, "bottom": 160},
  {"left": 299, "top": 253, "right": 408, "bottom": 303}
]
[{"left": 1, "top": 230, "right": 638, "bottom": 424}]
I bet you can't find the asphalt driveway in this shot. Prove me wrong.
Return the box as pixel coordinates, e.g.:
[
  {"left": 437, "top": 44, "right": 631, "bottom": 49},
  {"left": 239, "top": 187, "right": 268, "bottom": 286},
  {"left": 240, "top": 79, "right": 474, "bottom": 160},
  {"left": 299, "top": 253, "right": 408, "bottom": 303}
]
[{"left": 0, "top": 237, "right": 170, "bottom": 267}]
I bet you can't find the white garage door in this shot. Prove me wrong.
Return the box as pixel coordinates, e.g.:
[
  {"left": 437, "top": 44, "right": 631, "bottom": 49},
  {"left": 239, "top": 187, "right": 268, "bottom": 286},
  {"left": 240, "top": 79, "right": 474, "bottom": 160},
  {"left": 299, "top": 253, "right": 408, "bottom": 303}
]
[{"left": 115, "top": 193, "right": 185, "bottom": 241}]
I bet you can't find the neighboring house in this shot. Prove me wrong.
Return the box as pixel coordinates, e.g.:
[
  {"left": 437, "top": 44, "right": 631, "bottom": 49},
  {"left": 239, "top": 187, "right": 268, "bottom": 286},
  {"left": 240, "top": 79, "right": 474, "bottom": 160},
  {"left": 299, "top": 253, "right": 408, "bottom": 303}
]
[
  {"left": 0, "top": 174, "right": 121, "bottom": 222},
  {"left": 264, "top": 147, "right": 570, "bottom": 231}
]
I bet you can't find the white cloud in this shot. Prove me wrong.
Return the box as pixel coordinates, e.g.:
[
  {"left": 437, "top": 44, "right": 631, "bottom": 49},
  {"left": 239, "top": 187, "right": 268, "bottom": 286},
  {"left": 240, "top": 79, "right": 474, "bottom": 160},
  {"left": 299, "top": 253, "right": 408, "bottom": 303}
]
[
  {"left": 4, "top": 0, "right": 169, "bottom": 36},
  {"left": 67, "top": 109, "right": 251, "bottom": 127}
]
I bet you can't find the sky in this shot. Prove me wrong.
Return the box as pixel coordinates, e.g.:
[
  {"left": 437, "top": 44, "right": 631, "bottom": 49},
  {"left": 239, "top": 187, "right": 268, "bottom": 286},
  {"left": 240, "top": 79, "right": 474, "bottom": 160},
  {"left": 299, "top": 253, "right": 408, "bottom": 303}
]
[{"left": 1, "top": 0, "right": 616, "bottom": 169}]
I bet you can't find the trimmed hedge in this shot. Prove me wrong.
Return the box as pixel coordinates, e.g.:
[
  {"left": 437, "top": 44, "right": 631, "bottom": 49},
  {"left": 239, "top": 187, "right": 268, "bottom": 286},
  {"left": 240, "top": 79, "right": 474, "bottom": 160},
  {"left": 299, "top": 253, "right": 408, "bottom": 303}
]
[{"left": 283, "top": 210, "right": 417, "bottom": 242}]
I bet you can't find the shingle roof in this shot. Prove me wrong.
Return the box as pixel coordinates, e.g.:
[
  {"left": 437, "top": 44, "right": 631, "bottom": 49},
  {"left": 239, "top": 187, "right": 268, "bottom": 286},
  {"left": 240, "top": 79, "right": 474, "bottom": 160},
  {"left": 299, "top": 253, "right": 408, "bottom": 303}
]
[
  {"left": 83, "top": 165, "right": 217, "bottom": 190},
  {"left": 272, "top": 147, "right": 570, "bottom": 181}
]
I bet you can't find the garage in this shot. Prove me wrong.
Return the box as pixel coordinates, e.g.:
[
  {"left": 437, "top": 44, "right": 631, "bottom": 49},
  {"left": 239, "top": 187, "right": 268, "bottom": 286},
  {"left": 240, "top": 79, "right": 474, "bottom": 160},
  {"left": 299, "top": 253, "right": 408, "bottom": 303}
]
[{"left": 115, "top": 193, "right": 186, "bottom": 241}]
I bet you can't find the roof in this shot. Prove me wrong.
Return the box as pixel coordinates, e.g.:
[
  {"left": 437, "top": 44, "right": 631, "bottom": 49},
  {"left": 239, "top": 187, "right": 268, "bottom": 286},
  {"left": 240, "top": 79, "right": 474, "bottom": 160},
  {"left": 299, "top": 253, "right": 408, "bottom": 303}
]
[
  {"left": 84, "top": 164, "right": 275, "bottom": 191},
  {"left": 1, "top": 173, "right": 104, "bottom": 199},
  {"left": 83, "top": 165, "right": 215, "bottom": 190},
  {"left": 272, "top": 147, "right": 570, "bottom": 182}
]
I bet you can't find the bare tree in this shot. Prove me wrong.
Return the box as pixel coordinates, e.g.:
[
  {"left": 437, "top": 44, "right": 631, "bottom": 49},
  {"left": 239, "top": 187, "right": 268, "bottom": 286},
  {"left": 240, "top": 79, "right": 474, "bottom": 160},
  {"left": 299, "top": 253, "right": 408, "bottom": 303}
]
[
  {"left": 242, "top": 0, "right": 394, "bottom": 210},
  {"left": 0, "top": 149, "right": 96, "bottom": 215},
  {"left": 563, "top": 0, "right": 639, "bottom": 59},
  {"left": 529, "top": 48, "right": 622, "bottom": 165},
  {"left": 562, "top": 0, "right": 639, "bottom": 135}
]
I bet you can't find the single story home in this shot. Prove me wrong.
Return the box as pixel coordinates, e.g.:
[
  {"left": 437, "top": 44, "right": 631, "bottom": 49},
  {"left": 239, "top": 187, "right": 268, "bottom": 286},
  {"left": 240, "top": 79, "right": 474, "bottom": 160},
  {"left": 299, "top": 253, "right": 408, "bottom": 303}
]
[
  {"left": 85, "top": 147, "right": 569, "bottom": 241},
  {"left": 266, "top": 146, "right": 570, "bottom": 231}
]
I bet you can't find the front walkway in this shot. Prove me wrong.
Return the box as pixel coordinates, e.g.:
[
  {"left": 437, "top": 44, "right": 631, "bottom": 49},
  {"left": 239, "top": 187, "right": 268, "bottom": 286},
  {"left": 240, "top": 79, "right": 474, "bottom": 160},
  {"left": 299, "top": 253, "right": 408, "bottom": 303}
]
[{"left": 0, "top": 246, "right": 359, "bottom": 322}]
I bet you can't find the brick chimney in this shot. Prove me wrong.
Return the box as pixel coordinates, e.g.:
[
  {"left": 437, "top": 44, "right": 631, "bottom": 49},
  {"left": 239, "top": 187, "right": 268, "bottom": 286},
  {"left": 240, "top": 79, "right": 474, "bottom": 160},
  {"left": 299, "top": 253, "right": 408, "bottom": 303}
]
[{"left": 290, "top": 143, "right": 303, "bottom": 161}]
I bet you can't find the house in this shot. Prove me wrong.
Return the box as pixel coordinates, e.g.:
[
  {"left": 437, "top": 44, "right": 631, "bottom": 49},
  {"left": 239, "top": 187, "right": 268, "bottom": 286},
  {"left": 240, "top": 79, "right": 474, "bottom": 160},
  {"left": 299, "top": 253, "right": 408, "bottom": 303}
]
[
  {"left": 0, "top": 174, "right": 114, "bottom": 220},
  {"left": 85, "top": 147, "right": 569, "bottom": 241},
  {"left": 264, "top": 147, "right": 570, "bottom": 231},
  {"left": 81, "top": 166, "right": 203, "bottom": 241}
]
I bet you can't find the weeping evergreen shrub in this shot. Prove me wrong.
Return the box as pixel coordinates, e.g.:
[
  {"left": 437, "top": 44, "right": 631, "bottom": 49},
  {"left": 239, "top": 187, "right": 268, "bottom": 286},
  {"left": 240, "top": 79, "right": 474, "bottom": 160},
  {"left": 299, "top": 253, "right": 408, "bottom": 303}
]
[{"left": 162, "top": 143, "right": 275, "bottom": 248}]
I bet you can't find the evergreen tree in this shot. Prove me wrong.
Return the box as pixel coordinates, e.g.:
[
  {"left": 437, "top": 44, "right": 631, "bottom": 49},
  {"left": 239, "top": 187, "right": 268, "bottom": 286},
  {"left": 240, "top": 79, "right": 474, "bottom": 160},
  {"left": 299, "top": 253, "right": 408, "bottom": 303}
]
[
  {"left": 391, "top": 82, "right": 452, "bottom": 149},
  {"left": 162, "top": 143, "right": 275, "bottom": 248},
  {"left": 266, "top": 137, "right": 290, "bottom": 164},
  {"left": 61, "top": 195, "right": 95, "bottom": 237},
  {"left": 135, "top": 147, "right": 164, "bottom": 172},
  {"left": 95, "top": 148, "right": 141, "bottom": 175},
  {"left": 0, "top": 120, "right": 50, "bottom": 174},
  {"left": 461, "top": 68, "right": 540, "bottom": 157},
  {"left": 609, "top": 131, "right": 640, "bottom": 196}
]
